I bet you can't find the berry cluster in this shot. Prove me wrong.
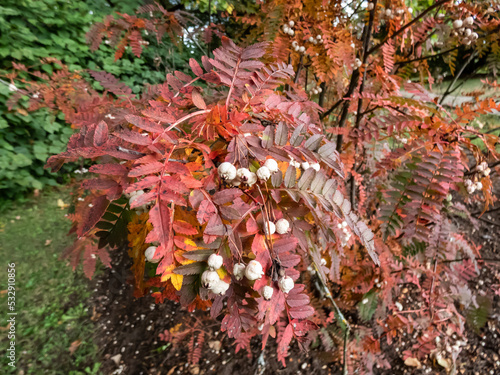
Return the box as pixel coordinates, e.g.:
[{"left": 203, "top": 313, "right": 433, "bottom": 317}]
[
  {"left": 308, "top": 85, "right": 323, "bottom": 96},
  {"left": 282, "top": 20, "right": 295, "bottom": 36},
  {"left": 337, "top": 220, "right": 351, "bottom": 246},
  {"left": 452, "top": 16, "right": 477, "bottom": 46},
  {"left": 291, "top": 41, "right": 306, "bottom": 54},
  {"left": 464, "top": 179, "right": 482, "bottom": 195}
]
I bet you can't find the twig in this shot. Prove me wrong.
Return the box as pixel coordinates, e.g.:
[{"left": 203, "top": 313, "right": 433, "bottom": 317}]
[
  {"left": 467, "top": 126, "right": 500, "bottom": 140},
  {"left": 464, "top": 160, "right": 500, "bottom": 176},
  {"left": 472, "top": 206, "right": 500, "bottom": 216},
  {"left": 476, "top": 216, "right": 500, "bottom": 227},
  {"left": 395, "top": 46, "right": 460, "bottom": 67},
  {"left": 439, "top": 51, "right": 476, "bottom": 105},
  {"left": 367, "top": 0, "right": 449, "bottom": 55},
  {"left": 294, "top": 55, "right": 304, "bottom": 84},
  {"left": 335, "top": 0, "right": 377, "bottom": 152}
]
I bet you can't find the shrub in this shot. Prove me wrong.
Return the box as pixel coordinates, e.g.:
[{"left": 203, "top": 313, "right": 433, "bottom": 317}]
[
  {"left": 0, "top": 0, "right": 183, "bottom": 203},
  {"left": 11, "top": 0, "right": 500, "bottom": 372}
]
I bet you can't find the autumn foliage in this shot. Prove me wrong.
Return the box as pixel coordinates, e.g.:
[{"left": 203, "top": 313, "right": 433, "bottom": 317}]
[{"left": 7, "top": 0, "right": 500, "bottom": 372}]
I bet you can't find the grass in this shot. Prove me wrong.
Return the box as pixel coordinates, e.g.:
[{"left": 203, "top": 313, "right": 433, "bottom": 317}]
[{"left": 0, "top": 186, "right": 101, "bottom": 375}]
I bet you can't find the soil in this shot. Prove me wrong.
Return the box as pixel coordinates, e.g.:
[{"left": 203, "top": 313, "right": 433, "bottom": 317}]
[{"left": 89, "top": 176, "right": 500, "bottom": 375}]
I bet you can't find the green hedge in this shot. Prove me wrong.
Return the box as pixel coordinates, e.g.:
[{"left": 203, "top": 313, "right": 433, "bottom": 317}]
[{"left": 0, "top": 0, "right": 173, "bottom": 204}]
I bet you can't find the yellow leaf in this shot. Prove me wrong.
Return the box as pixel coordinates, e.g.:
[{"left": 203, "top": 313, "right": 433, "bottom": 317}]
[
  {"left": 185, "top": 148, "right": 193, "bottom": 156},
  {"left": 184, "top": 238, "right": 197, "bottom": 248},
  {"left": 160, "top": 265, "right": 176, "bottom": 282},
  {"left": 216, "top": 267, "right": 227, "bottom": 279},
  {"left": 57, "top": 199, "right": 69, "bottom": 209},
  {"left": 171, "top": 273, "right": 183, "bottom": 291}
]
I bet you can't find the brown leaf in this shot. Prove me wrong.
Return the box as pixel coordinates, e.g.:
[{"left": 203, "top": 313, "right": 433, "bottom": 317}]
[
  {"left": 192, "top": 90, "right": 207, "bottom": 109},
  {"left": 68, "top": 340, "right": 82, "bottom": 355}
]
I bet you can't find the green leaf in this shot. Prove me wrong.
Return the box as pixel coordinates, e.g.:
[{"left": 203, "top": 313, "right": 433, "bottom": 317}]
[{"left": 358, "top": 289, "right": 378, "bottom": 321}]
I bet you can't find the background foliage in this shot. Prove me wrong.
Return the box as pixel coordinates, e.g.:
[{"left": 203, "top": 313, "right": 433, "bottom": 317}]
[{"left": 0, "top": 0, "right": 200, "bottom": 204}]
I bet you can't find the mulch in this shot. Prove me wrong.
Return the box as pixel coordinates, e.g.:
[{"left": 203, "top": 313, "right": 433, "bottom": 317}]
[{"left": 89, "top": 181, "right": 500, "bottom": 375}]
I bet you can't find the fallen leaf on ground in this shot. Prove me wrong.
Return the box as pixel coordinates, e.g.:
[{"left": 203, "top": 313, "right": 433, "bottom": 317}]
[
  {"left": 404, "top": 357, "right": 421, "bottom": 368},
  {"left": 69, "top": 340, "right": 82, "bottom": 355},
  {"left": 45, "top": 239, "right": 52, "bottom": 246},
  {"left": 57, "top": 199, "right": 69, "bottom": 209}
]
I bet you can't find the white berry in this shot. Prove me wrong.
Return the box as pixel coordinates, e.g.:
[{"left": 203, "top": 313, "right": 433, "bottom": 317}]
[
  {"left": 207, "top": 254, "right": 223, "bottom": 270},
  {"left": 301, "top": 162, "right": 310, "bottom": 170},
  {"left": 289, "top": 20, "right": 295, "bottom": 27},
  {"left": 262, "top": 285, "right": 274, "bottom": 300},
  {"left": 264, "top": 159, "right": 279, "bottom": 173},
  {"left": 299, "top": 46, "right": 305, "bottom": 53},
  {"left": 453, "top": 20, "right": 463, "bottom": 29},
  {"left": 145, "top": 246, "right": 159, "bottom": 263},
  {"left": 279, "top": 276, "right": 294, "bottom": 294},
  {"left": 247, "top": 172, "right": 257, "bottom": 186},
  {"left": 310, "top": 163, "right": 320, "bottom": 171},
  {"left": 256, "top": 166, "right": 271, "bottom": 180},
  {"left": 276, "top": 218, "right": 290, "bottom": 234},
  {"left": 218, "top": 162, "right": 237, "bottom": 181},
  {"left": 233, "top": 263, "right": 246, "bottom": 281},
  {"left": 464, "top": 16, "right": 474, "bottom": 26},
  {"left": 367, "top": 2, "right": 374, "bottom": 10},
  {"left": 236, "top": 168, "right": 253, "bottom": 183},
  {"left": 263, "top": 221, "right": 276, "bottom": 235},
  {"left": 211, "top": 280, "right": 230, "bottom": 295},
  {"left": 245, "top": 260, "right": 264, "bottom": 281},
  {"left": 201, "top": 270, "right": 220, "bottom": 289}
]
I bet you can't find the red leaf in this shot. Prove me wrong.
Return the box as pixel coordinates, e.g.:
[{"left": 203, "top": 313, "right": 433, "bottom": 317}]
[
  {"left": 286, "top": 292, "right": 310, "bottom": 308},
  {"left": 267, "top": 290, "right": 285, "bottom": 325},
  {"left": 289, "top": 305, "right": 315, "bottom": 319},
  {"left": 129, "top": 190, "right": 156, "bottom": 208},
  {"left": 128, "top": 162, "right": 164, "bottom": 177},
  {"left": 197, "top": 200, "right": 216, "bottom": 224},
  {"left": 273, "top": 236, "right": 298, "bottom": 254},
  {"left": 189, "top": 58, "right": 204, "bottom": 76},
  {"left": 277, "top": 323, "right": 293, "bottom": 366},
  {"left": 125, "top": 114, "right": 164, "bottom": 133},
  {"left": 212, "top": 188, "right": 243, "bottom": 205},
  {"left": 159, "top": 190, "right": 186, "bottom": 207},
  {"left": 192, "top": 90, "right": 207, "bottom": 109},
  {"left": 173, "top": 220, "right": 198, "bottom": 235},
  {"left": 160, "top": 176, "right": 189, "bottom": 194},
  {"left": 81, "top": 178, "right": 119, "bottom": 191},
  {"left": 78, "top": 195, "right": 109, "bottom": 236},
  {"left": 82, "top": 244, "right": 97, "bottom": 279},
  {"left": 114, "top": 129, "right": 152, "bottom": 146},
  {"left": 96, "top": 248, "right": 112, "bottom": 268},
  {"left": 148, "top": 200, "right": 172, "bottom": 245},
  {"left": 94, "top": 121, "right": 108, "bottom": 147},
  {"left": 125, "top": 176, "right": 160, "bottom": 193},
  {"left": 89, "top": 164, "right": 128, "bottom": 176},
  {"left": 204, "top": 214, "right": 226, "bottom": 236}
]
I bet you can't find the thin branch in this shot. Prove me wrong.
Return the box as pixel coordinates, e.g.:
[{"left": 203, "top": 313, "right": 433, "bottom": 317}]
[
  {"left": 294, "top": 54, "right": 304, "bottom": 84},
  {"left": 335, "top": 0, "right": 378, "bottom": 152},
  {"left": 464, "top": 160, "right": 500, "bottom": 176},
  {"left": 395, "top": 46, "right": 460, "bottom": 67},
  {"left": 439, "top": 51, "right": 476, "bottom": 105},
  {"left": 367, "top": 0, "right": 449, "bottom": 56}
]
